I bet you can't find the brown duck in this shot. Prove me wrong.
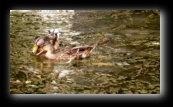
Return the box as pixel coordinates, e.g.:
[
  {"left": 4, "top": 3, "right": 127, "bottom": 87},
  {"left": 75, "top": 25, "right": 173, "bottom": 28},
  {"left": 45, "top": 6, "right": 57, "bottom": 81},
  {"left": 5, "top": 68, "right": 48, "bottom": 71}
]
[{"left": 32, "top": 30, "right": 98, "bottom": 62}]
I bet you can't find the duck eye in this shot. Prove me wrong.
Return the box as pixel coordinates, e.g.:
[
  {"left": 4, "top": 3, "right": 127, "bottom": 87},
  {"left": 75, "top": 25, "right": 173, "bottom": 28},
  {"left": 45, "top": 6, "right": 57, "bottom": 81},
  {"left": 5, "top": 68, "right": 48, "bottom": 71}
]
[{"left": 35, "top": 37, "right": 40, "bottom": 43}]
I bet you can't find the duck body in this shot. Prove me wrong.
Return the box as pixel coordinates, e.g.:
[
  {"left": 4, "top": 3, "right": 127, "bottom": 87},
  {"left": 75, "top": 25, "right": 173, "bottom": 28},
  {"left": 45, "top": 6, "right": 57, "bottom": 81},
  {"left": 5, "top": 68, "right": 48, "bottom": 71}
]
[
  {"left": 38, "top": 43, "right": 96, "bottom": 61},
  {"left": 32, "top": 29, "right": 98, "bottom": 62}
]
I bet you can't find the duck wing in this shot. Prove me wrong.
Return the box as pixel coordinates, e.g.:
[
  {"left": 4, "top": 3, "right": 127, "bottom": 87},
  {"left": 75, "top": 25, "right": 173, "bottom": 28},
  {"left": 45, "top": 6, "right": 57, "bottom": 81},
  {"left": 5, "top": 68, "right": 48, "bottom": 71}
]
[{"left": 71, "top": 45, "right": 93, "bottom": 51}]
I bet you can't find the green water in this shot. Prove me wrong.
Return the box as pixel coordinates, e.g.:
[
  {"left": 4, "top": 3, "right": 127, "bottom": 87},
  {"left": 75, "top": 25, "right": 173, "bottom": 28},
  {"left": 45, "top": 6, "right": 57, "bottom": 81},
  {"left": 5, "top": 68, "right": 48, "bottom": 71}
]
[{"left": 10, "top": 10, "right": 160, "bottom": 94}]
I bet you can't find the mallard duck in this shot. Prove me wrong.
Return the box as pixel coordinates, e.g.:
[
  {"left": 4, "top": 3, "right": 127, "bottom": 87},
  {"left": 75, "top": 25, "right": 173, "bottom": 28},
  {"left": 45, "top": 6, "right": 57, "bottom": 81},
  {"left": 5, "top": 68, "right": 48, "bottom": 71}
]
[
  {"left": 32, "top": 36, "right": 98, "bottom": 62},
  {"left": 32, "top": 36, "right": 51, "bottom": 56},
  {"left": 32, "top": 29, "right": 61, "bottom": 55}
]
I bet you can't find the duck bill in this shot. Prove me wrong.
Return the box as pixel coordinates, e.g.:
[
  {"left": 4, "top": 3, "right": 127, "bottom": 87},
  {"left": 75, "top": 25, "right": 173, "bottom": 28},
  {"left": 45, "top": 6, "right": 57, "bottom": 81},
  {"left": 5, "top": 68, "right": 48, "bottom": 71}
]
[{"left": 32, "top": 44, "right": 38, "bottom": 54}]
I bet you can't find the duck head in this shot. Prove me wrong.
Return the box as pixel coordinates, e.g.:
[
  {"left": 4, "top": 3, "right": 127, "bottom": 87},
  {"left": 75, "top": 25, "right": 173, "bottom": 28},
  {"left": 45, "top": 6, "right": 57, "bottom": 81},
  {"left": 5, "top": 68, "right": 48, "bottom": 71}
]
[
  {"left": 47, "top": 29, "right": 61, "bottom": 50},
  {"left": 32, "top": 36, "right": 51, "bottom": 55},
  {"left": 47, "top": 29, "right": 60, "bottom": 39}
]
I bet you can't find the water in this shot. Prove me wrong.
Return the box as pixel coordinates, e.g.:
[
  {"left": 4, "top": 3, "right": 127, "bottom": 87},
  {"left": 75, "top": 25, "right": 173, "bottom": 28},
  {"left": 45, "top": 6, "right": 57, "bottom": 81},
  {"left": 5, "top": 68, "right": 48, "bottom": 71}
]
[{"left": 10, "top": 10, "right": 160, "bottom": 94}]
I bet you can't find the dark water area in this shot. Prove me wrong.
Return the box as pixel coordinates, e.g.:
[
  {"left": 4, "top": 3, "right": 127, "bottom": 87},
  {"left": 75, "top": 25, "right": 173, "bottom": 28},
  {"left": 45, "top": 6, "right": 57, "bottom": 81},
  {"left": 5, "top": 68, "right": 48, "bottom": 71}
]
[{"left": 10, "top": 10, "right": 160, "bottom": 94}]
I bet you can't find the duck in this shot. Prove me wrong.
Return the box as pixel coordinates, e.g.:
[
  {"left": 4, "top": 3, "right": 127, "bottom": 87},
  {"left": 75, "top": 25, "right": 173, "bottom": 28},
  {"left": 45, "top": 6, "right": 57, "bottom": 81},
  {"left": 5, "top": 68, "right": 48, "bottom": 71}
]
[
  {"left": 32, "top": 35, "right": 98, "bottom": 62},
  {"left": 32, "top": 35, "right": 51, "bottom": 56},
  {"left": 32, "top": 29, "right": 61, "bottom": 55}
]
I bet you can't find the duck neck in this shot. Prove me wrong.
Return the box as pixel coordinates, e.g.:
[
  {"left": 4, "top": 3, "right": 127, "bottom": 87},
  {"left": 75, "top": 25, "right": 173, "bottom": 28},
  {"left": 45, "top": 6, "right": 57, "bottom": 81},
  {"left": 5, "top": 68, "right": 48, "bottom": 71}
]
[
  {"left": 45, "top": 50, "right": 57, "bottom": 59},
  {"left": 54, "top": 40, "right": 59, "bottom": 50}
]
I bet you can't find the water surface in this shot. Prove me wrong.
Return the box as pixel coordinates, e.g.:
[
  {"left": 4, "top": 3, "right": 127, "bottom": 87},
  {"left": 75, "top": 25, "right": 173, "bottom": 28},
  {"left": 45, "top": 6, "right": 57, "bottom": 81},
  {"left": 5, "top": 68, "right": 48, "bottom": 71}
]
[{"left": 10, "top": 10, "right": 160, "bottom": 94}]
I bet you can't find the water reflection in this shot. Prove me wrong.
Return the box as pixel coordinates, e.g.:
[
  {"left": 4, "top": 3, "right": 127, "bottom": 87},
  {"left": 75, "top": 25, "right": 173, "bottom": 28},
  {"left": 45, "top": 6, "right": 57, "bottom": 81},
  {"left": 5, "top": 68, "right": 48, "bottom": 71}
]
[
  {"left": 32, "top": 56, "right": 76, "bottom": 77},
  {"left": 33, "top": 59, "right": 54, "bottom": 74}
]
